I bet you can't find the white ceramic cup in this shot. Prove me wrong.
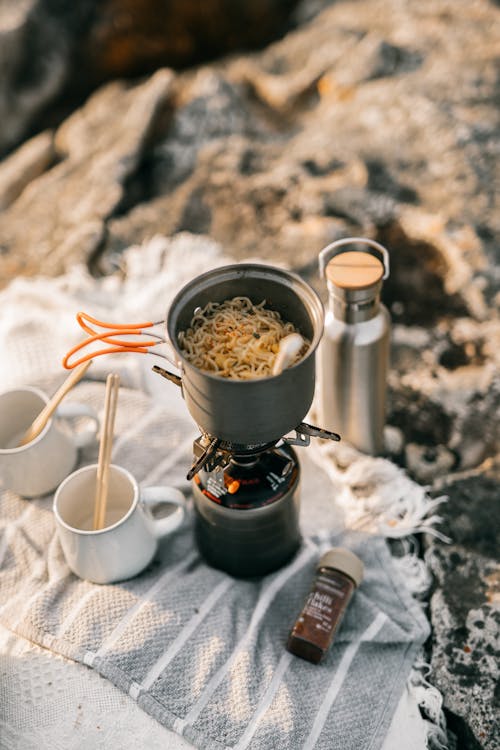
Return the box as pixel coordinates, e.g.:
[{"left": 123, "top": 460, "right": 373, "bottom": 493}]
[
  {"left": 0, "top": 386, "right": 99, "bottom": 498},
  {"left": 53, "top": 463, "right": 186, "bottom": 584}
]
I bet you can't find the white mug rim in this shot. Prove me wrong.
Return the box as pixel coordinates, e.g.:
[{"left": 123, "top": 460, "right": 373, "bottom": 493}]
[
  {"left": 0, "top": 386, "right": 54, "bottom": 453},
  {"left": 53, "top": 463, "right": 139, "bottom": 536}
]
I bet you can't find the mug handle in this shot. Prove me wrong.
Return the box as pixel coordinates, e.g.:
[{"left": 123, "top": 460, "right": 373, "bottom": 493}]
[
  {"left": 141, "top": 486, "right": 185, "bottom": 539},
  {"left": 56, "top": 402, "right": 100, "bottom": 448}
]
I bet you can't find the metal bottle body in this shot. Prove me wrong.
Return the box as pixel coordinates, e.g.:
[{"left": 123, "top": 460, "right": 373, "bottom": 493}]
[{"left": 318, "top": 288, "right": 390, "bottom": 455}]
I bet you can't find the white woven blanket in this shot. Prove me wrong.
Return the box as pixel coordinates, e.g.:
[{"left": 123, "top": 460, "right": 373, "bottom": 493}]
[{"left": 0, "top": 234, "right": 448, "bottom": 749}]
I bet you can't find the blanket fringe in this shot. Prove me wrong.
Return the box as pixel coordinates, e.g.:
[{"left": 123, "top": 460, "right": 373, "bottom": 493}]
[
  {"left": 310, "top": 436, "right": 454, "bottom": 749},
  {"left": 408, "top": 659, "right": 454, "bottom": 750},
  {"left": 396, "top": 545, "right": 452, "bottom": 750},
  {"left": 309, "top": 440, "right": 451, "bottom": 541},
  {"left": 390, "top": 538, "right": 433, "bottom": 600}
]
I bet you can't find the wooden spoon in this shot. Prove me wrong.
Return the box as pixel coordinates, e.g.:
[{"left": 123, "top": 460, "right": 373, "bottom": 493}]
[{"left": 17, "top": 360, "right": 93, "bottom": 447}]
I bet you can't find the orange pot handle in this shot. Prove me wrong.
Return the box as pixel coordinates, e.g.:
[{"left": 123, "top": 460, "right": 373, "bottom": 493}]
[{"left": 62, "top": 312, "right": 165, "bottom": 369}]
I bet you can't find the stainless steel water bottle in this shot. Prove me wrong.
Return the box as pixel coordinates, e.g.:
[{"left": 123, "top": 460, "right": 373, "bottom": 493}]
[{"left": 317, "top": 237, "right": 391, "bottom": 455}]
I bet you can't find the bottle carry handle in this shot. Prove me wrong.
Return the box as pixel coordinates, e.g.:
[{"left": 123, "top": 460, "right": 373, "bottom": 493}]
[{"left": 319, "top": 237, "right": 390, "bottom": 281}]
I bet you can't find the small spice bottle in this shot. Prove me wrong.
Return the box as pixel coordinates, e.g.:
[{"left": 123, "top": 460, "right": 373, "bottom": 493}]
[{"left": 286, "top": 547, "right": 364, "bottom": 664}]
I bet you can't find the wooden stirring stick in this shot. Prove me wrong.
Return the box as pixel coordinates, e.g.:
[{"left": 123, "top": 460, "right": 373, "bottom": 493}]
[
  {"left": 93, "top": 373, "right": 120, "bottom": 531},
  {"left": 18, "top": 359, "right": 93, "bottom": 447}
]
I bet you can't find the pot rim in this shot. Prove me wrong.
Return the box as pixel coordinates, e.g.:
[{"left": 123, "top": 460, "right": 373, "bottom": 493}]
[{"left": 166, "top": 263, "right": 324, "bottom": 384}]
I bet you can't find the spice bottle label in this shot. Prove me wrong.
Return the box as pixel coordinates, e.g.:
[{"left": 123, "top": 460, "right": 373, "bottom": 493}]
[
  {"left": 300, "top": 574, "right": 352, "bottom": 636},
  {"left": 287, "top": 569, "right": 356, "bottom": 663}
]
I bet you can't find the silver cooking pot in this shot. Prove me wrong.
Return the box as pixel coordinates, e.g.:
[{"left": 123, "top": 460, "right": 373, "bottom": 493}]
[
  {"left": 63, "top": 263, "right": 323, "bottom": 445},
  {"left": 166, "top": 264, "right": 324, "bottom": 445}
]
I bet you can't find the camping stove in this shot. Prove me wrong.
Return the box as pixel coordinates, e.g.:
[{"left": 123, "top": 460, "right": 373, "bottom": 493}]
[
  {"left": 188, "top": 423, "right": 340, "bottom": 578},
  {"left": 151, "top": 262, "right": 342, "bottom": 578},
  {"left": 66, "top": 259, "right": 341, "bottom": 578}
]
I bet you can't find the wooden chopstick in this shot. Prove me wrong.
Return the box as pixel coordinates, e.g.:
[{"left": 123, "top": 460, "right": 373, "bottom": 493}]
[
  {"left": 18, "top": 360, "right": 93, "bottom": 447},
  {"left": 93, "top": 373, "right": 120, "bottom": 531}
]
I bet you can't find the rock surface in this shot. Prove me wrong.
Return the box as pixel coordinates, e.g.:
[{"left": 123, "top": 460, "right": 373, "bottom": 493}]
[
  {"left": 426, "top": 466, "right": 500, "bottom": 750},
  {"left": 0, "top": 70, "right": 174, "bottom": 281},
  {"left": 0, "top": 0, "right": 499, "bottom": 747},
  {"left": 0, "top": 0, "right": 299, "bottom": 155},
  {"left": 0, "top": 130, "right": 55, "bottom": 211}
]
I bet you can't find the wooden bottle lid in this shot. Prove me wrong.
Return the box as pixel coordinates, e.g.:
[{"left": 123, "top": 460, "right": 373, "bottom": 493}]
[{"left": 325, "top": 251, "right": 384, "bottom": 290}]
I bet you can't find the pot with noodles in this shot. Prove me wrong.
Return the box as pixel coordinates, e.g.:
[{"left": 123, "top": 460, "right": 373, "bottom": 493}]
[
  {"left": 167, "top": 263, "right": 324, "bottom": 445},
  {"left": 177, "top": 296, "right": 309, "bottom": 380}
]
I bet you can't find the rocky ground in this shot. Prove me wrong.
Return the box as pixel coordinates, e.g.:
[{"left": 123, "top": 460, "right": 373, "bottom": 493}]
[{"left": 0, "top": 0, "right": 499, "bottom": 747}]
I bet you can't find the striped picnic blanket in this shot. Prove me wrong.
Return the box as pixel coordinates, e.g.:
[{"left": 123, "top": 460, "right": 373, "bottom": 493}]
[
  {"left": 0, "top": 378, "right": 429, "bottom": 750},
  {"left": 0, "top": 235, "right": 433, "bottom": 749}
]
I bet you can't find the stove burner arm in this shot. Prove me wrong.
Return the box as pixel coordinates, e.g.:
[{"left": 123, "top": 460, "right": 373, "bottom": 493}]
[
  {"left": 295, "top": 422, "right": 341, "bottom": 442},
  {"left": 187, "top": 437, "right": 221, "bottom": 481},
  {"left": 296, "top": 422, "right": 341, "bottom": 441}
]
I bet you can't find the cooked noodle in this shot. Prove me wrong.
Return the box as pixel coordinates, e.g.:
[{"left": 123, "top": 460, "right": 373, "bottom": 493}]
[{"left": 177, "top": 296, "right": 309, "bottom": 379}]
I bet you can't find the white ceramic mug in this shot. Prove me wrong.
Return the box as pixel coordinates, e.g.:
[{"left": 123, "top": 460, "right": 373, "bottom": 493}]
[
  {"left": 0, "top": 386, "right": 99, "bottom": 498},
  {"left": 53, "top": 463, "right": 186, "bottom": 584}
]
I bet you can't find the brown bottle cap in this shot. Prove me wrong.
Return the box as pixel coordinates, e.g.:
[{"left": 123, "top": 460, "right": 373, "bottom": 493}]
[
  {"left": 318, "top": 547, "right": 364, "bottom": 586},
  {"left": 326, "top": 251, "right": 384, "bottom": 290}
]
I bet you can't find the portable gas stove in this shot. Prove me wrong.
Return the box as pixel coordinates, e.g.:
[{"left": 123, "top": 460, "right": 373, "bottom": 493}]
[
  {"left": 147, "top": 379, "right": 341, "bottom": 577},
  {"left": 148, "top": 262, "right": 343, "bottom": 578},
  {"left": 187, "top": 421, "right": 340, "bottom": 480},
  {"left": 65, "top": 262, "right": 343, "bottom": 578}
]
